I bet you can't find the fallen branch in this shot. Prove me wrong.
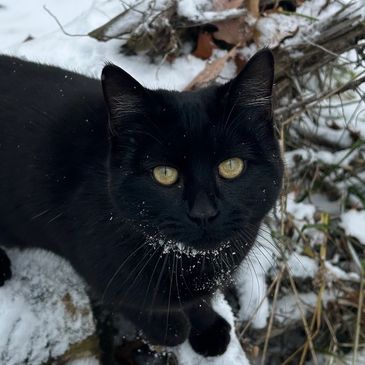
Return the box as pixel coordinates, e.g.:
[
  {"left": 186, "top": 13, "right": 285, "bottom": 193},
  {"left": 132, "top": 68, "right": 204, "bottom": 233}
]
[
  {"left": 175, "top": 8, "right": 247, "bottom": 27},
  {"left": 274, "top": 74, "right": 365, "bottom": 123},
  {"left": 184, "top": 44, "right": 240, "bottom": 90},
  {"left": 273, "top": 2, "right": 365, "bottom": 100}
]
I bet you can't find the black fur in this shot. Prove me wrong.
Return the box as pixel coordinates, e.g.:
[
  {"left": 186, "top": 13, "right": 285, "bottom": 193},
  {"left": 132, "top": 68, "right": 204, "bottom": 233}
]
[
  {"left": 0, "top": 247, "right": 11, "bottom": 286},
  {"left": 0, "top": 50, "right": 283, "bottom": 358}
]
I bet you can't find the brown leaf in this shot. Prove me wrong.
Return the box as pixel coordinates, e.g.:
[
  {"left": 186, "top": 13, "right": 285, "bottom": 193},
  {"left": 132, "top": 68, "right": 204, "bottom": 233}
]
[
  {"left": 193, "top": 32, "right": 216, "bottom": 60},
  {"left": 55, "top": 335, "right": 100, "bottom": 364},
  {"left": 185, "top": 46, "right": 238, "bottom": 91},
  {"left": 244, "top": 0, "right": 260, "bottom": 18},
  {"left": 213, "top": 17, "right": 249, "bottom": 46}
]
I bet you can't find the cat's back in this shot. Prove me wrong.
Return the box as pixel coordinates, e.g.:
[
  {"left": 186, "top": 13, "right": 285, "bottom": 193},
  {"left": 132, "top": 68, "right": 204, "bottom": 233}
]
[
  {"left": 0, "top": 55, "right": 107, "bottom": 173},
  {"left": 0, "top": 55, "right": 103, "bottom": 126},
  {"left": 0, "top": 56, "right": 108, "bottom": 246}
]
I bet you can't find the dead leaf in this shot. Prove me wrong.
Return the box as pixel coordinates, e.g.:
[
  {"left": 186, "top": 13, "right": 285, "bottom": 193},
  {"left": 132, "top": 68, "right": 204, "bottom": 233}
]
[
  {"left": 193, "top": 32, "right": 216, "bottom": 60},
  {"left": 56, "top": 335, "right": 100, "bottom": 364},
  {"left": 244, "top": 0, "right": 260, "bottom": 18},
  {"left": 213, "top": 17, "right": 249, "bottom": 46},
  {"left": 185, "top": 46, "right": 238, "bottom": 91}
]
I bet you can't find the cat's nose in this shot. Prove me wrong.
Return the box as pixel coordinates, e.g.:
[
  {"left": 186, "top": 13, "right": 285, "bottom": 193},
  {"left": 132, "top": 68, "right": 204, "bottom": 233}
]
[
  {"left": 187, "top": 191, "right": 219, "bottom": 226},
  {"left": 188, "top": 209, "right": 219, "bottom": 226}
]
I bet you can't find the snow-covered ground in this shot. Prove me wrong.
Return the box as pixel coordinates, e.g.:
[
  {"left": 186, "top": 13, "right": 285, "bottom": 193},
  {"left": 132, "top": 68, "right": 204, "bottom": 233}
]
[
  {"left": 1, "top": 0, "right": 365, "bottom": 364},
  {"left": 0, "top": 249, "right": 95, "bottom": 365}
]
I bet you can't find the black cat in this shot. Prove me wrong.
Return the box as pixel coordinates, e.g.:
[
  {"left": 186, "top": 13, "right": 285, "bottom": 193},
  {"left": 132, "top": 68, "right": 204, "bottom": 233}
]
[{"left": 0, "top": 49, "right": 283, "bottom": 360}]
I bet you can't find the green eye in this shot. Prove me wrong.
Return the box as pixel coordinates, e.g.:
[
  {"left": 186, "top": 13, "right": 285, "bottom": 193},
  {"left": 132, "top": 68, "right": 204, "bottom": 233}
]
[
  {"left": 153, "top": 166, "right": 178, "bottom": 186},
  {"left": 218, "top": 158, "right": 244, "bottom": 179}
]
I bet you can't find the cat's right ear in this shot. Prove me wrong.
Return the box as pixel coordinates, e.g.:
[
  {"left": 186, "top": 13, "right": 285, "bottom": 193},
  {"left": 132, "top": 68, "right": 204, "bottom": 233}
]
[
  {"left": 101, "top": 64, "right": 145, "bottom": 136},
  {"left": 223, "top": 48, "right": 274, "bottom": 115}
]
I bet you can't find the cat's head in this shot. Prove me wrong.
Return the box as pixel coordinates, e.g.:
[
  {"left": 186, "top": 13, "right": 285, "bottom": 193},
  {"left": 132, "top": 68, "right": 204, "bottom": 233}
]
[{"left": 101, "top": 49, "right": 283, "bottom": 254}]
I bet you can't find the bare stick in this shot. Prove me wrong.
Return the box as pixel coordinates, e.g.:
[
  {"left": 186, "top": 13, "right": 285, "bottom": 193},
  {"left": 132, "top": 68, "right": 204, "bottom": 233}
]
[{"left": 43, "top": 6, "right": 89, "bottom": 38}]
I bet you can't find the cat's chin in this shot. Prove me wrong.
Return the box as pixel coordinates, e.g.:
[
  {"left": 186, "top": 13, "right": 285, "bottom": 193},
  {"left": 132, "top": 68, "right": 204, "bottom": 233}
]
[{"left": 146, "top": 234, "right": 231, "bottom": 257}]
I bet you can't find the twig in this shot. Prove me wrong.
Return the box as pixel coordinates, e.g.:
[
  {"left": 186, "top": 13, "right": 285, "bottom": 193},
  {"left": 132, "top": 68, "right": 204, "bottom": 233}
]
[
  {"left": 277, "top": 9, "right": 319, "bottom": 22},
  {"left": 287, "top": 272, "right": 319, "bottom": 365},
  {"left": 260, "top": 269, "right": 284, "bottom": 365},
  {"left": 352, "top": 266, "right": 364, "bottom": 365},
  {"left": 184, "top": 44, "right": 241, "bottom": 91},
  {"left": 298, "top": 214, "right": 328, "bottom": 365},
  {"left": 276, "top": 73, "right": 365, "bottom": 125},
  {"left": 175, "top": 8, "right": 247, "bottom": 28},
  {"left": 302, "top": 37, "right": 350, "bottom": 62},
  {"left": 88, "top": 0, "right": 145, "bottom": 41},
  {"left": 274, "top": 2, "right": 365, "bottom": 99},
  {"left": 43, "top": 6, "right": 89, "bottom": 37},
  {"left": 239, "top": 266, "right": 284, "bottom": 339}
]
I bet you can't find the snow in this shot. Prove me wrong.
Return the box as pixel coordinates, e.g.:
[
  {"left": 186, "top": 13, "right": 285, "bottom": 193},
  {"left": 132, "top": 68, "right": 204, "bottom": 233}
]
[
  {"left": 340, "top": 210, "right": 365, "bottom": 245},
  {"left": 273, "top": 290, "right": 336, "bottom": 325},
  {"left": 274, "top": 292, "right": 318, "bottom": 325},
  {"left": 285, "top": 251, "right": 359, "bottom": 286},
  {"left": 310, "top": 194, "right": 342, "bottom": 216},
  {"left": 177, "top": 0, "right": 211, "bottom": 19},
  {"left": 255, "top": 12, "right": 300, "bottom": 48},
  {"left": 0, "top": 0, "right": 92, "bottom": 49},
  {"left": 286, "top": 193, "right": 316, "bottom": 222},
  {"left": 67, "top": 359, "right": 100, "bottom": 365},
  {"left": 324, "top": 261, "right": 360, "bottom": 282},
  {"left": 236, "top": 226, "right": 277, "bottom": 329},
  {"left": 283, "top": 0, "right": 360, "bottom": 48},
  {"left": 177, "top": 0, "right": 246, "bottom": 23},
  {"left": 287, "top": 254, "right": 318, "bottom": 279},
  {"left": 285, "top": 147, "right": 359, "bottom": 170},
  {"left": 333, "top": 349, "right": 365, "bottom": 365},
  {"left": 273, "top": 287, "right": 338, "bottom": 326},
  {"left": 0, "top": 248, "right": 95, "bottom": 365}
]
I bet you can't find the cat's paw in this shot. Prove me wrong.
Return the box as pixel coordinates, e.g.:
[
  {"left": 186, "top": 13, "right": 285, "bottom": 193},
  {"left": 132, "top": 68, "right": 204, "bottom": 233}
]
[
  {"left": 189, "top": 315, "right": 231, "bottom": 357},
  {"left": 0, "top": 247, "right": 12, "bottom": 286}
]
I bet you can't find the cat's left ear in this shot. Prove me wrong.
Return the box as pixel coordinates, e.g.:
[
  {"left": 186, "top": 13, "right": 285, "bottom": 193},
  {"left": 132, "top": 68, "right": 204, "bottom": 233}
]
[
  {"left": 224, "top": 48, "right": 274, "bottom": 113},
  {"left": 101, "top": 64, "right": 146, "bottom": 135}
]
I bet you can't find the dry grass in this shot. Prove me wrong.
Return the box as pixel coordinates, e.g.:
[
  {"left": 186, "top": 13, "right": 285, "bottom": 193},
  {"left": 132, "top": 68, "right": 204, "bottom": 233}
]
[{"left": 238, "top": 39, "right": 365, "bottom": 364}]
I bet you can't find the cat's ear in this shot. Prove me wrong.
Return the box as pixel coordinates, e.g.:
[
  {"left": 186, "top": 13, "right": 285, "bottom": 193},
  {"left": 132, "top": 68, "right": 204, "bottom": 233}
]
[
  {"left": 226, "top": 48, "right": 274, "bottom": 112},
  {"left": 101, "top": 64, "right": 145, "bottom": 135}
]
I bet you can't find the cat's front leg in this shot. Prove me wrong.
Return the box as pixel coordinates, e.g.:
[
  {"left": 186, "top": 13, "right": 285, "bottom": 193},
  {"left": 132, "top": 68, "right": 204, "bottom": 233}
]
[
  {"left": 186, "top": 299, "right": 231, "bottom": 357},
  {"left": 122, "top": 306, "right": 190, "bottom": 348},
  {"left": 0, "top": 247, "right": 12, "bottom": 286}
]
